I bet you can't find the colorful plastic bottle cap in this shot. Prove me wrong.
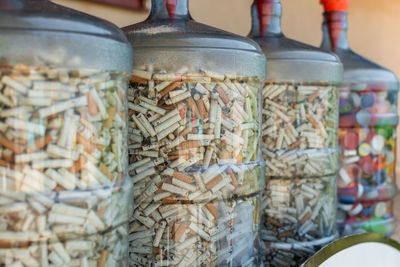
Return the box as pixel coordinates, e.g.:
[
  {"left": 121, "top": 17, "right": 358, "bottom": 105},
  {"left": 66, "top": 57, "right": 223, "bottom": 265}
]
[
  {"left": 376, "top": 126, "right": 392, "bottom": 140},
  {"left": 346, "top": 164, "right": 361, "bottom": 178},
  {"left": 357, "top": 183, "right": 364, "bottom": 198},
  {"left": 374, "top": 202, "right": 387, "bottom": 218},
  {"left": 349, "top": 203, "right": 363, "bottom": 215},
  {"left": 356, "top": 109, "right": 371, "bottom": 126},
  {"left": 340, "top": 102, "right": 353, "bottom": 114},
  {"left": 339, "top": 168, "right": 353, "bottom": 185},
  {"left": 343, "top": 131, "right": 359, "bottom": 150},
  {"left": 338, "top": 203, "right": 354, "bottom": 212},
  {"left": 375, "top": 91, "right": 388, "bottom": 102},
  {"left": 339, "top": 114, "right": 356, "bottom": 127},
  {"left": 361, "top": 206, "right": 373, "bottom": 216},
  {"left": 374, "top": 170, "right": 386, "bottom": 185},
  {"left": 350, "top": 93, "right": 361, "bottom": 108},
  {"left": 376, "top": 154, "right": 386, "bottom": 171},
  {"left": 339, "top": 194, "right": 355, "bottom": 204},
  {"left": 365, "top": 188, "right": 379, "bottom": 199},
  {"left": 358, "top": 142, "right": 371, "bottom": 157},
  {"left": 360, "top": 156, "right": 374, "bottom": 175},
  {"left": 343, "top": 149, "right": 357, "bottom": 157},
  {"left": 371, "top": 135, "right": 385, "bottom": 155},
  {"left": 361, "top": 93, "right": 375, "bottom": 108},
  {"left": 343, "top": 156, "right": 360, "bottom": 165}
]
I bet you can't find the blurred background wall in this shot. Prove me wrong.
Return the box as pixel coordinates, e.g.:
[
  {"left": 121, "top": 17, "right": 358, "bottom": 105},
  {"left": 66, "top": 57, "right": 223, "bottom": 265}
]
[{"left": 53, "top": 0, "right": 400, "bottom": 184}]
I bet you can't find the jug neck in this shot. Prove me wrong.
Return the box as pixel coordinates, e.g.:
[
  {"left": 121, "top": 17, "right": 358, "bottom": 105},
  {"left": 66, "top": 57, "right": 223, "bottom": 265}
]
[
  {"left": 249, "top": 0, "right": 283, "bottom": 37},
  {"left": 0, "top": 0, "right": 49, "bottom": 9},
  {"left": 321, "top": 11, "right": 350, "bottom": 52},
  {"left": 148, "top": 0, "right": 191, "bottom": 21}
]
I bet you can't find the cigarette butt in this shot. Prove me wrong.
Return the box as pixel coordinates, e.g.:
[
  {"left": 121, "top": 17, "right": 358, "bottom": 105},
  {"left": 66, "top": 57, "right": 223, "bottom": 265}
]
[
  {"left": 154, "top": 189, "right": 164, "bottom": 195},
  {"left": 307, "top": 114, "right": 319, "bottom": 130},
  {"left": 97, "top": 250, "right": 108, "bottom": 267},
  {"left": 116, "top": 87, "right": 126, "bottom": 104},
  {"left": 178, "top": 141, "right": 203, "bottom": 150},
  {"left": 99, "top": 164, "right": 113, "bottom": 181},
  {"left": 69, "top": 156, "right": 86, "bottom": 174},
  {"left": 205, "top": 175, "right": 223, "bottom": 191},
  {"left": 219, "top": 150, "right": 232, "bottom": 159},
  {"left": 76, "top": 134, "right": 95, "bottom": 154},
  {"left": 180, "top": 127, "right": 191, "bottom": 137},
  {"left": 158, "top": 105, "right": 176, "bottom": 111},
  {"left": 168, "top": 155, "right": 179, "bottom": 160},
  {"left": 0, "top": 240, "right": 11, "bottom": 248},
  {"left": 300, "top": 211, "right": 311, "bottom": 225},
  {"left": 289, "top": 140, "right": 301, "bottom": 149},
  {"left": 309, "top": 91, "right": 319, "bottom": 102},
  {"left": 205, "top": 203, "right": 218, "bottom": 219},
  {"left": 0, "top": 159, "right": 14, "bottom": 169},
  {"left": 118, "top": 111, "right": 126, "bottom": 121},
  {"left": 162, "top": 195, "right": 177, "bottom": 205},
  {"left": 116, "top": 172, "right": 123, "bottom": 183},
  {"left": 3, "top": 152, "right": 14, "bottom": 163},
  {"left": 267, "top": 217, "right": 282, "bottom": 227},
  {"left": 28, "top": 133, "right": 53, "bottom": 153},
  {"left": 236, "top": 153, "right": 243, "bottom": 164},
  {"left": 131, "top": 76, "right": 148, "bottom": 85},
  {"left": 227, "top": 168, "right": 238, "bottom": 186},
  {"left": 278, "top": 230, "right": 294, "bottom": 238},
  {"left": 152, "top": 247, "right": 161, "bottom": 255},
  {"left": 0, "top": 136, "right": 23, "bottom": 154},
  {"left": 86, "top": 92, "right": 98, "bottom": 115},
  {"left": 172, "top": 171, "right": 193, "bottom": 184},
  {"left": 159, "top": 81, "right": 181, "bottom": 99},
  {"left": 105, "top": 107, "right": 116, "bottom": 129},
  {"left": 196, "top": 99, "right": 208, "bottom": 120},
  {"left": 215, "top": 86, "right": 229, "bottom": 105},
  {"left": 187, "top": 97, "right": 200, "bottom": 117},
  {"left": 173, "top": 223, "right": 188, "bottom": 242}
]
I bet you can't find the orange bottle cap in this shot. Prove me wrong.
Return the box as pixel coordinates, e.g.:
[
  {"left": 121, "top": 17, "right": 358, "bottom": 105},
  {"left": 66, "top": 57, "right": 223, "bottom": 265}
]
[{"left": 320, "top": 0, "right": 349, "bottom": 12}]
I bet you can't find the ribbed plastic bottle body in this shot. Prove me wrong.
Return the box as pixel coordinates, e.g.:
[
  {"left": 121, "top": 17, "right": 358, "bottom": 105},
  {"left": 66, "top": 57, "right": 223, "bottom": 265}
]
[
  {"left": 124, "top": 1, "right": 266, "bottom": 266},
  {"left": 0, "top": 1, "right": 134, "bottom": 265},
  {"left": 250, "top": 1, "right": 343, "bottom": 266},
  {"left": 321, "top": 9, "right": 399, "bottom": 238}
]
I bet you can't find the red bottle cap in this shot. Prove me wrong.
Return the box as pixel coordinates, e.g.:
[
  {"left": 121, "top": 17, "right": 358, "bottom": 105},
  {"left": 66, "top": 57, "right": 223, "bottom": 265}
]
[
  {"left": 346, "top": 164, "right": 361, "bottom": 179},
  {"left": 320, "top": 0, "right": 349, "bottom": 12},
  {"left": 360, "top": 156, "right": 375, "bottom": 175},
  {"left": 256, "top": 0, "right": 276, "bottom": 35},
  {"left": 165, "top": 0, "right": 177, "bottom": 19},
  {"left": 339, "top": 114, "right": 356, "bottom": 127},
  {"left": 320, "top": 0, "right": 349, "bottom": 51},
  {"left": 343, "top": 131, "right": 359, "bottom": 150}
]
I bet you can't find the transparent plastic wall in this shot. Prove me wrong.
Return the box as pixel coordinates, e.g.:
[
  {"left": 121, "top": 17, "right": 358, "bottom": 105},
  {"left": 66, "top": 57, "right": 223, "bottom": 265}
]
[
  {"left": 124, "top": 0, "right": 266, "bottom": 266},
  {"left": 249, "top": 0, "right": 343, "bottom": 266},
  {"left": 0, "top": 0, "right": 133, "bottom": 265},
  {"left": 321, "top": 7, "right": 399, "bottom": 237}
]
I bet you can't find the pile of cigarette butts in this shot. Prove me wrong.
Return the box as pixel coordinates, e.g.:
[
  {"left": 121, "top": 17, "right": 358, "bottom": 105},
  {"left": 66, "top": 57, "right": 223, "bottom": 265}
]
[
  {"left": 0, "top": 63, "right": 132, "bottom": 266},
  {"left": 128, "top": 67, "right": 265, "bottom": 266},
  {"left": 260, "top": 82, "right": 339, "bottom": 266},
  {"left": 261, "top": 83, "right": 339, "bottom": 177},
  {"left": 0, "top": 64, "right": 340, "bottom": 267}
]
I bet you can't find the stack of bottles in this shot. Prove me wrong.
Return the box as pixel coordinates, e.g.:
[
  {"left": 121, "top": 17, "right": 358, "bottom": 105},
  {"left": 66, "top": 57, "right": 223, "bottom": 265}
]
[
  {"left": 0, "top": 0, "right": 133, "bottom": 265},
  {"left": 249, "top": 0, "right": 343, "bottom": 266},
  {"left": 321, "top": 0, "right": 399, "bottom": 237}
]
